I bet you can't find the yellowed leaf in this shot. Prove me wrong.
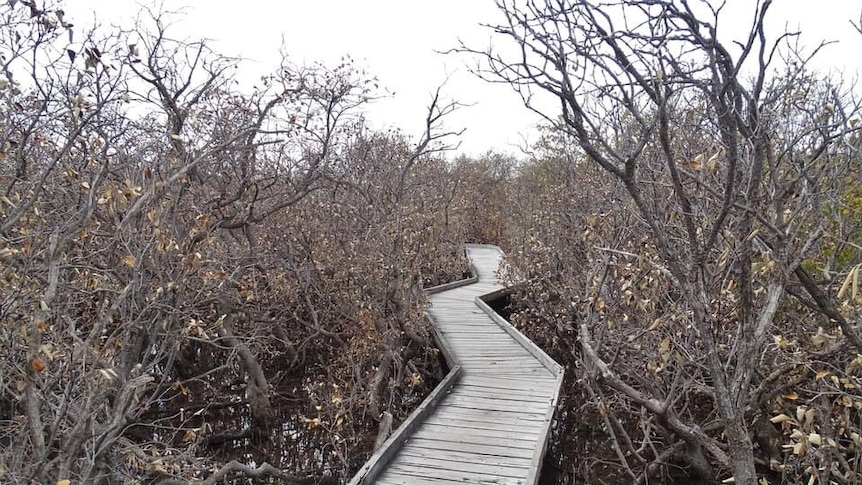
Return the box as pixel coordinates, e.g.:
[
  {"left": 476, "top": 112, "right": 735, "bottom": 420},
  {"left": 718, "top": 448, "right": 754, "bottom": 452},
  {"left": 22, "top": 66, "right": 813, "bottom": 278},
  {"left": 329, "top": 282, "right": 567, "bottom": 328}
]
[
  {"left": 682, "top": 154, "right": 704, "bottom": 170},
  {"left": 838, "top": 265, "right": 860, "bottom": 300},
  {"left": 792, "top": 441, "right": 805, "bottom": 456},
  {"left": 123, "top": 254, "right": 136, "bottom": 268},
  {"left": 706, "top": 150, "right": 721, "bottom": 170},
  {"left": 181, "top": 428, "right": 197, "bottom": 443},
  {"left": 658, "top": 337, "right": 671, "bottom": 363},
  {"left": 98, "top": 368, "right": 117, "bottom": 381},
  {"left": 804, "top": 408, "right": 816, "bottom": 427},
  {"left": 769, "top": 413, "right": 793, "bottom": 424},
  {"left": 302, "top": 416, "right": 322, "bottom": 429},
  {"left": 810, "top": 328, "right": 832, "bottom": 347},
  {"left": 57, "top": 480, "right": 71, "bottom": 485}
]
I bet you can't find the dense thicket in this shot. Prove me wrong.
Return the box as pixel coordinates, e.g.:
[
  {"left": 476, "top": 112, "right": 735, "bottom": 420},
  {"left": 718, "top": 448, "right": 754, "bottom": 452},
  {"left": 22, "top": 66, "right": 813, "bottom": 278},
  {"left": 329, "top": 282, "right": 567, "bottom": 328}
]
[
  {"left": 5, "top": 1, "right": 862, "bottom": 484},
  {"left": 0, "top": 3, "right": 481, "bottom": 483},
  {"left": 456, "top": 1, "right": 862, "bottom": 483}
]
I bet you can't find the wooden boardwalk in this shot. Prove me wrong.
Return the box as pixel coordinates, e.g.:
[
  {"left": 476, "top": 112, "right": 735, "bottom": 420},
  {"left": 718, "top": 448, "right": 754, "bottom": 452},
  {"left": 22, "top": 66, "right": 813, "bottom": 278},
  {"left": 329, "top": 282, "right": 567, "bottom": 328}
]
[{"left": 349, "top": 244, "right": 564, "bottom": 485}]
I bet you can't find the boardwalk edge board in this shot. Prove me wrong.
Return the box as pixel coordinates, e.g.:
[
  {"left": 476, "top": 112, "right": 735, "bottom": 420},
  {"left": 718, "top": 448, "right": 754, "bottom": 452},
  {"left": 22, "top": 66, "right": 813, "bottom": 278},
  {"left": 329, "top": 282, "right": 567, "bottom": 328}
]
[
  {"left": 428, "top": 317, "right": 460, "bottom": 368},
  {"left": 425, "top": 264, "right": 479, "bottom": 295},
  {"left": 526, "top": 367, "right": 564, "bottom": 484},
  {"left": 346, "top": 364, "right": 463, "bottom": 485},
  {"left": 474, "top": 295, "right": 563, "bottom": 375}
]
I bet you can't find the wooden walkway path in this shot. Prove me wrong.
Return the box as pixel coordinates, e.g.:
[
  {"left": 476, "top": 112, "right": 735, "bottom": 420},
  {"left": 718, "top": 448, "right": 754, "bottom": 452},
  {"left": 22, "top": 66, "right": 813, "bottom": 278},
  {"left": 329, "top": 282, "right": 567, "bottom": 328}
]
[{"left": 349, "top": 244, "right": 564, "bottom": 485}]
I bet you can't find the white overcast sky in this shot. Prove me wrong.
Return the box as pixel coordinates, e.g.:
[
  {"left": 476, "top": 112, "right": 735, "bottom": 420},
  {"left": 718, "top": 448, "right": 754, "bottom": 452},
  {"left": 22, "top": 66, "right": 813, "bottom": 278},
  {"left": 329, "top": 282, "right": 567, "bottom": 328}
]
[{"left": 65, "top": 1, "right": 862, "bottom": 157}]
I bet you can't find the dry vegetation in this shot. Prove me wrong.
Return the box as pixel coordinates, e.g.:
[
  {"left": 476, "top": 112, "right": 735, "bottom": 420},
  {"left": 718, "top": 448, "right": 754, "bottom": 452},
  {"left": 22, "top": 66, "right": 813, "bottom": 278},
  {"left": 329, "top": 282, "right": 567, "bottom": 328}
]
[
  {"left": 0, "top": 3, "right": 484, "bottom": 483},
  {"left": 458, "top": 1, "right": 862, "bottom": 484},
  {"left": 4, "top": 1, "right": 862, "bottom": 485}
]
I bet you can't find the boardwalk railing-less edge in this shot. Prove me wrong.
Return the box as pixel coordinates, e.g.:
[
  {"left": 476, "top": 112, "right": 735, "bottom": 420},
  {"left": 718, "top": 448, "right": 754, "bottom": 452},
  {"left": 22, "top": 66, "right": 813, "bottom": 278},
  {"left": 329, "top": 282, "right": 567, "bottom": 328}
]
[{"left": 348, "top": 244, "right": 564, "bottom": 485}]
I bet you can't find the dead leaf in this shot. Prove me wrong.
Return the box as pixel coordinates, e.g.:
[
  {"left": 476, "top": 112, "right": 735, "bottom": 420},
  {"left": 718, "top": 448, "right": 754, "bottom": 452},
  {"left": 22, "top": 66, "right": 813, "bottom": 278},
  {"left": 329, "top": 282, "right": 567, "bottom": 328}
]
[
  {"left": 682, "top": 154, "right": 704, "bottom": 170},
  {"left": 31, "top": 358, "right": 46, "bottom": 373},
  {"left": 658, "top": 337, "right": 671, "bottom": 363},
  {"left": 181, "top": 428, "right": 197, "bottom": 443},
  {"left": 769, "top": 413, "right": 794, "bottom": 424}
]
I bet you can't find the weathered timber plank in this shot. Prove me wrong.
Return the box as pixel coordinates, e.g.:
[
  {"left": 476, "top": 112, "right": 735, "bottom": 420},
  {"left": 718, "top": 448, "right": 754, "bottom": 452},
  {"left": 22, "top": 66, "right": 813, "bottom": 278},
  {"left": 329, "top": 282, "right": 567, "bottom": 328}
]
[
  {"left": 449, "top": 388, "right": 552, "bottom": 403},
  {"left": 419, "top": 421, "right": 541, "bottom": 440},
  {"left": 441, "top": 396, "right": 550, "bottom": 414},
  {"left": 456, "top": 357, "right": 541, "bottom": 364},
  {"left": 442, "top": 338, "right": 517, "bottom": 345},
  {"left": 459, "top": 375, "right": 559, "bottom": 388},
  {"left": 394, "top": 453, "right": 530, "bottom": 477},
  {"left": 446, "top": 388, "right": 551, "bottom": 403},
  {"left": 452, "top": 352, "right": 537, "bottom": 359},
  {"left": 464, "top": 369, "right": 555, "bottom": 378},
  {"left": 451, "top": 390, "right": 551, "bottom": 403},
  {"left": 435, "top": 404, "right": 548, "bottom": 422},
  {"left": 457, "top": 382, "right": 556, "bottom": 393},
  {"left": 458, "top": 359, "right": 549, "bottom": 368},
  {"left": 427, "top": 413, "right": 546, "bottom": 430},
  {"left": 411, "top": 428, "right": 537, "bottom": 450},
  {"left": 398, "top": 446, "right": 533, "bottom": 468},
  {"left": 423, "top": 415, "right": 545, "bottom": 434},
  {"left": 377, "top": 471, "right": 524, "bottom": 485},
  {"left": 386, "top": 464, "right": 528, "bottom": 484},
  {"left": 403, "top": 437, "right": 534, "bottom": 459}
]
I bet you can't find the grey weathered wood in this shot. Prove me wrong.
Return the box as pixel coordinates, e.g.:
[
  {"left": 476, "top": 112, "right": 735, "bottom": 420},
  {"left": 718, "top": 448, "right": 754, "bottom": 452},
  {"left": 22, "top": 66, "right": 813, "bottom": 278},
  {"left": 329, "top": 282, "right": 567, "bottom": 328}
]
[
  {"left": 474, "top": 295, "right": 564, "bottom": 375},
  {"left": 425, "top": 262, "right": 479, "bottom": 294},
  {"left": 423, "top": 417, "right": 543, "bottom": 435},
  {"left": 349, "top": 245, "right": 563, "bottom": 485},
  {"left": 527, "top": 368, "right": 565, "bottom": 485}
]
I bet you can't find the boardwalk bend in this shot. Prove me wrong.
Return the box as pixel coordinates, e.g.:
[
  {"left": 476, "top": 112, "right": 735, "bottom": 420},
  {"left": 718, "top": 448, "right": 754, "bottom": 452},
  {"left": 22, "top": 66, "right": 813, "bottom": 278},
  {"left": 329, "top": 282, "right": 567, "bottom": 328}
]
[{"left": 349, "top": 244, "right": 564, "bottom": 485}]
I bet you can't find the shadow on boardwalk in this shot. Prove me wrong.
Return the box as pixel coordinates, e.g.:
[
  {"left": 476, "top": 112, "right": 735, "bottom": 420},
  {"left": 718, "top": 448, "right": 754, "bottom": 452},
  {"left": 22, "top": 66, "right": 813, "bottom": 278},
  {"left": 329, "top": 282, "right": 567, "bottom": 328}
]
[{"left": 349, "top": 244, "right": 564, "bottom": 485}]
